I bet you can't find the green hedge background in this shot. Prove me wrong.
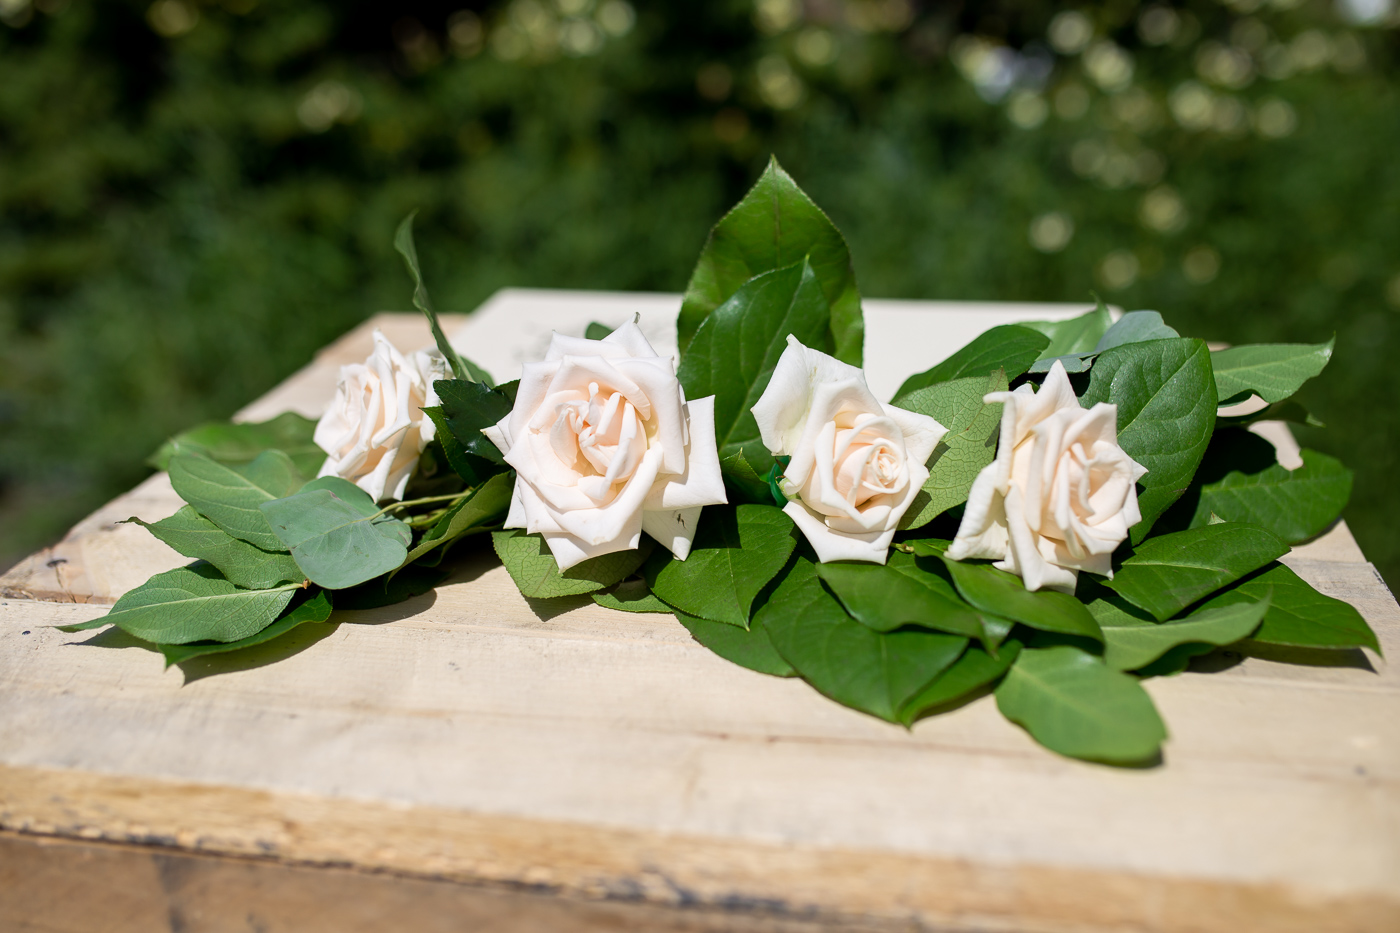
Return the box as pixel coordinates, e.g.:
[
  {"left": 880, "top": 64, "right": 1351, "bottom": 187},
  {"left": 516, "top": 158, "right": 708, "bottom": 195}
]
[{"left": 1, "top": 0, "right": 1397, "bottom": 585}]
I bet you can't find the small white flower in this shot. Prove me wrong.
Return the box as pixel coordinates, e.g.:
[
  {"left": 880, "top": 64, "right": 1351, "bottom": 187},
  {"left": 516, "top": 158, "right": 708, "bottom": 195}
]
[
  {"left": 948, "top": 360, "right": 1148, "bottom": 592},
  {"left": 751, "top": 336, "right": 947, "bottom": 563},
  {"left": 482, "top": 321, "right": 727, "bottom": 571},
  {"left": 314, "top": 329, "right": 449, "bottom": 502}
]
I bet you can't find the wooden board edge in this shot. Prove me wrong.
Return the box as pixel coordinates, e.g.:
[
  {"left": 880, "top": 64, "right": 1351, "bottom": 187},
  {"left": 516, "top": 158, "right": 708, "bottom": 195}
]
[{"left": 2, "top": 763, "right": 1394, "bottom": 933}]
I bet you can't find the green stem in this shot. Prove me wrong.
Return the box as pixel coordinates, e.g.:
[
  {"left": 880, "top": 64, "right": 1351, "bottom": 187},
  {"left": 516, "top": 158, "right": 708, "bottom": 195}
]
[{"left": 369, "top": 489, "right": 472, "bottom": 522}]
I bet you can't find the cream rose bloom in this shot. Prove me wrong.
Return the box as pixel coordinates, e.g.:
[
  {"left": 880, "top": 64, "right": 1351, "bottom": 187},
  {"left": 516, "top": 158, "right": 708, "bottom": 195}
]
[
  {"left": 314, "top": 328, "right": 450, "bottom": 502},
  {"left": 481, "top": 322, "right": 727, "bottom": 571},
  {"left": 751, "top": 336, "right": 947, "bottom": 564},
  {"left": 948, "top": 360, "right": 1148, "bottom": 593}
]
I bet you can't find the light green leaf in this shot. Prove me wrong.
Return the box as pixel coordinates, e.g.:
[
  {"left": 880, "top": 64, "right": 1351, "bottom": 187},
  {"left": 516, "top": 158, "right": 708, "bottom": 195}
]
[
  {"left": 678, "top": 156, "right": 863, "bottom": 365},
  {"left": 129, "top": 506, "right": 303, "bottom": 589},
  {"left": 816, "top": 550, "right": 989, "bottom": 642},
  {"left": 939, "top": 556, "right": 1104, "bottom": 642},
  {"left": 148, "top": 411, "right": 324, "bottom": 476},
  {"left": 405, "top": 472, "right": 514, "bottom": 564},
  {"left": 260, "top": 477, "right": 412, "bottom": 590},
  {"left": 892, "top": 325, "right": 1047, "bottom": 400},
  {"left": 1189, "top": 448, "right": 1352, "bottom": 544},
  {"left": 759, "top": 558, "right": 969, "bottom": 721},
  {"left": 168, "top": 449, "right": 305, "bottom": 551},
  {"left": 1102, "top": 597, "right": 1270, "bottom": 671},
  {"left": 647, "top": 504, "right": 796, "bottom": 627},
  {"left": 158, "top": 590, "right": 333, "bottom": 665},
  {"left": 678, "top": 259, "right": 832, "bottom": 468},
  {"left": 899, "top": 640, "right": 1023, "bottom": 726},
  {"left": 1200, "top": 562, "right": 1381, "bottom": 654},
  {"left": 995, "top": 645, "right": 1167, "bottom": 764},
  {"left": 1024, "top": 303, "right": 1114, "bottom": 360},
  {"left": 1211, "top": 338, "right": 1333, "bottom": 405},
  {"left": 394, "top": 212, "right": 492, "bottom": 385},
  {"left": 675, "top": 609, "right": 795, "bottom": 677},
  {"left": 492, "top": 530, "right": 653, "bottom": 599},
  {"left": 1105, "top": 522, "right": 1289, "bottom": 622},
  {"left": 895, "top": 369, "right": 1007, "bottom": 529},
  {"left": 70, "top": 564, "right": 299, "bottom": 645},
  {"left": 1093, "top": 310, "right": 1179, "bottom": 353},
  {"left": 591, "top": 579, "right": 672, "bottom": 613},
  {"left": 1080, "top": 337, "right": 1218, "bottom": 541}
]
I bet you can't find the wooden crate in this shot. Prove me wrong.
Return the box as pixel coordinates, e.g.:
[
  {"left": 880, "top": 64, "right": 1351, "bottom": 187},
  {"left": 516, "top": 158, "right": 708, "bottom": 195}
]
[{"left": 2, "top": 291, "right": 1396, "bottom": 933}]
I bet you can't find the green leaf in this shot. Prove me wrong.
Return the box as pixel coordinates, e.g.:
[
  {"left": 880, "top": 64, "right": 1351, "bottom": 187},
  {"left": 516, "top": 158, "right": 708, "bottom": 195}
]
[
  {"left": 492, "top": 529, "right": 653, "bottom": 599},
  {"left": 939, "top": 557, "right": 1104, "bottom": 642},
  {"left": 1200, "top": 562, "right": 1381, "bottom": 654},
  {"left": 899, "top": 640, "right": 1023, "bottom": 725},
  {"left": 995, "top": 645, "right": 1167, "bottom": 764},
  {"left": 168, "top": 449, "right": 305, "bottom": 551},
  {"left": 129, "top": 506, "right": 303, "bottom": 589},
  {"left": 674, "top": 609, "right": 795, "bottom": 677},
  {"left": 678, "top": 259, "right": 832, "bottom": 462},
  {"left": 1093, "top": 310, "right": 1179, "bottom": 353},
  {"left": 1189, "top": 448, "right": 1352, "bottom": 545},
  {"left": 591, "top": 579, "right": 672, "bottom": 613},
  {"left": 891, "top": 325, "right": 1047, "bottom": 400},
  {"left": 1211, "top": 338, "right": 1333, "bottom": 405},
  {"left": 718, "top": 449, "right": 774, "bottom": 504},
  {"left": 816, "top": 550, "right": 988, "bottom": 641},
  {"left": 260, "top": 477, "right": 412, "bottom": 590},
  {"left": 77, "top": 564, "right": 299, "bottom": 645},
  {"left": 1104, "top": 523, "right": 1289, "bottom": 622},
  {"left": 759, "top": 558, "right": 968, "bottom": 721},
  {"left": 157, "top": 590, "right": 334, "bottom": 665},
  {"left": 405, "top": 472, "right": 514, "bottom": 564},
  {"left": 646, "top": 504, "right": 796, "bottom": 627},
  {"left": 1024, "top": 303, "right": 1114, "bottom": 359},
  {"left": 421, "top": 406, "right": 499, "bottom": 486},
  {"left": 148, "top": 411, "right": 323, "bottom": 476},
  {"left": 584, "top": 321, "right": 613, "bottom": 340},
  {"left": 1079, "top": 337, "right": 1218, "bottom": 541},
  {"left": 434, "top": 378, "right": 515, "bottom": 466},
  {"left": 332, "top": 563, "right": 447, "bottom": 611},
  {"left": 895, "top": 369, "right": 1008, "bottom": 529},
  {"left": 1102, "top": 598, "right": 1270, "bottom": 671},
  {"left": 678, "top": 156, "right": 863, "bottom": 366},
  {"left": 394, "top": 212, "right": 491, "bottom": 385}
]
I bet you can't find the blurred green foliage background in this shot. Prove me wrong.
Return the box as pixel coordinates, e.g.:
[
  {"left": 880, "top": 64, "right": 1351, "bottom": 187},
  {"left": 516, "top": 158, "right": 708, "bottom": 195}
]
[{"left": 1, "top": 0, "right": 1397, "bottom": 584}]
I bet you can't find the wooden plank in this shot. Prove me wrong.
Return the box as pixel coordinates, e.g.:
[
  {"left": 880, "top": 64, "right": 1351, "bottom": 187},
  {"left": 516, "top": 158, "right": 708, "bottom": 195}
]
[{"left": 1, "top": 291, "right": 1396, "bottom": 931}]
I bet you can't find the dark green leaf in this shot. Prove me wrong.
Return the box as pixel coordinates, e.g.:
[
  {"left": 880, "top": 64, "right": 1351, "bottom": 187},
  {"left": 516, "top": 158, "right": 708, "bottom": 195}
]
[
  {"left": 1215, "top": 400, "right": 1323, "bottom": 430},
  {"left": 129, "top": 506, "right": 303, "bottom": 589},
  {"left": 158, "top": 590, "right": 333, "bottom": 665},
  {"left": 333, "top": 563, "right": 448, "bottom": 610},
  {"left": 405, "top": 471, "right": 514, "bottom": 564},
  {"left": 72, "top": 564, "right": 299, "bottom": 645},
  {"left": 1079, "top": 338, "right": 1218, "bottom": 541},
  {"left": 421, "top": 406, "right": 500, "bottom": 486},
  {"left": 591, "top": 579, "right": 672, "bottom": 613},
  {"left": 148, "top": 411, "right": 323, "bottom": 476},
  {"left": 678, "top": 259, "right": 832, "bottom": 461},
  {"left": 1093, "top": 310, "right": 1179, "bottom": 353},
  {"left": 1189, "top": 448, "right": 1352, "bottom": 544},
  {"left": 895, "top": 369, "right": 1007, "bottom": 529},
  {"left": 1200, "top": 562, "right": 1380, "bottom": 654},
  {"left": 647, "top": 504, "right": 796, "bottom": 627},
  {"left": 1024, "top": 303, "right": 1114, "bottom": 359},
  {"left": 1211, "top": 338, "right": 1333, "bottom": 405},
  {"left": 260, "top": 477, "right": 412, "bottom": 590},
  {"left": 1102, "top": 597, "right": 1269, "bottom": 671},
  {"left": 892, "top": 325, "right": 1047, "bottom": 400},
  {"left": 394, "top": 212, "right": 491, "bottom": 384},
  {"left": 584, "top": 321, "right": 613, "bottom": 340},
  {"left": 675, "top": 609, "right": 795, "bottom": 677},
  {"left": 899, "top": 640, "right": 1023, "bottom": 725},
  {"left": 434, "top": 379, "right": 515, "bottom": 465},
  {"left": 493, "top": 529, "right": 653, "bottom": 599},
  {"left": 817, "top": 550, "right": 988, "bottom": 641},
  {"left": 759, "top": 558, "right": 968, "bottom": 721},
  {"left": 718, "top": 449, "right": 774, "bottom": 504},
  {"left": 995, "top": 645, "right": 1167, "bottom": 764},
  {"left": 168, "top": 449, "right": 305, "bottom": 551},
  {"left": 678, "top": 156, "right": 863, "bottom": 365},
  {"left": 939, "top": 557, "right": 1104, "bottom": 642},
  {"left": 1105, "top": 523, "right": 1289, "bottom": 622}
]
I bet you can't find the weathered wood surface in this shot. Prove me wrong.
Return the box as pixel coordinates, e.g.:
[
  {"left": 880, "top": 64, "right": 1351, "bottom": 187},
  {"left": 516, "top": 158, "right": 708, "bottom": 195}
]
[{"left": 1, "top": 291, "right": 1396, "bottom": 932}]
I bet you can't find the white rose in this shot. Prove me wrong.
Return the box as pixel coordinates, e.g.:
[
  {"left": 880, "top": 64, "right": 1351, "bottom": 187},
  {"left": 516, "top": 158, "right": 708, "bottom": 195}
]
[
  {"left": 313, "top": 328, "right": 450, "bottom": 502},
  {"left": 751, "top": 336, "right": 947, "bottom": 564},
  {"left": 481, "top": 321, "right": 727, "bottom": 571},
  {"left": 948, "top": 360, "right": 1148, "bottom": 593}
]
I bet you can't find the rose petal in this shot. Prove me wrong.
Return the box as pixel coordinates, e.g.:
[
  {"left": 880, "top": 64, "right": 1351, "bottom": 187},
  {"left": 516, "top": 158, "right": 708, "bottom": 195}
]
[
  {"left": 644, "top": 396, "right": 728, "bottom": 510},
  {"left": 783, "top": 501, "right": 893, "bottom": 563},
  {"left": 641, "top": 506, "right": 705, "bottom": 561}
]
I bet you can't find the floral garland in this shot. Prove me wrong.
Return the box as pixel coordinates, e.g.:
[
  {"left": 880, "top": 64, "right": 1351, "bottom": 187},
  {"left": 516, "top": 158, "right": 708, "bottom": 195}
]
[{"left": 66, "top": 159, "right": 1377, "bottom": 766}]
